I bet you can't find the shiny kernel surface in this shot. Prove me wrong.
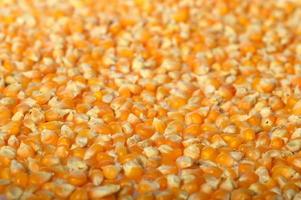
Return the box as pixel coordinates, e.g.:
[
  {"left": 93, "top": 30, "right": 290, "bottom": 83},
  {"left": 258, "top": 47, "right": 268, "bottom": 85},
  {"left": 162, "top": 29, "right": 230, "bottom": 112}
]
[{"left": 1, "top": 0, "right": 301, "bottom": 199}]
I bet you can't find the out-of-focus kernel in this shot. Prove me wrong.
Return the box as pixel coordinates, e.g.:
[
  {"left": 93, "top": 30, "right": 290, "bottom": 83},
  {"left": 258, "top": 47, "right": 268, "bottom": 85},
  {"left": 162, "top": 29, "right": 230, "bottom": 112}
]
[{"left": 167, "top": 174, "right": 181, "bottom": 188}]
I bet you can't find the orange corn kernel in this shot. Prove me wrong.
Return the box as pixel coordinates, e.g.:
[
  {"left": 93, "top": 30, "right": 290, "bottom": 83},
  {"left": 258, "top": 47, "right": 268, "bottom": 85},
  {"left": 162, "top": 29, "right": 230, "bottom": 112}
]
[
  {"left": 185, "top": 112, "right": 204, "bottom": 125},
  {"left": 137, "top": 192, "right": 155, "bottom": 200},
  {"left": 183, "top": 124, "right": 201, "bottom": 136},
  {"left": 102, "top": 165, "right": 121, "bottom": 180},
  {"left": 231, "top": 189, "right": 252, "bottom": 200},
  {"left": 96, "top": 153, "right": 115, "bottom": 166},
  {"left": 218, "top": 84, "right": 236, "bottom": 100},
  {"left": 135, "top": 123, "right": 154, "bottom": 139},
  {"left": 173, "top": 7, "right": 189, "bottom": 22},
  {"left": 68, "top": 173, "right": 88, "bottom": 186},
  {"left": 0, "top": 106, "right": 12, "bottom": 125},
  {"left": 270, "top": 138, "right": 284, "bottom": 149},
  {"left": 167, "top": 96, "right": 187, "bottom": 109},
  {"left": 200, "top": 147, "right": 217, "bottom": 161},
  {"left": 70, "top": 188, "right": 89, "bottom": 200},
  {"left": 215, "top": 152, "right": 234, "bottom": 167},
  {"left": 11, "top": 171, "right": 28, "bottom": 188},
  {"left": 241, "top": 128, "right": 256, "bottom": 141},
  {"left": 123, "top": 161, "right": 144, "bottom": 180}
]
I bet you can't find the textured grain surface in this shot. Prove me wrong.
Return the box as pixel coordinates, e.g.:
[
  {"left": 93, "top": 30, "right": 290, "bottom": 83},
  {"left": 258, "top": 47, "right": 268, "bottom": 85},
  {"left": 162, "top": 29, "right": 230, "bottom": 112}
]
[{"left": 1, "top": 0, "right": 301, "bottom": 199}]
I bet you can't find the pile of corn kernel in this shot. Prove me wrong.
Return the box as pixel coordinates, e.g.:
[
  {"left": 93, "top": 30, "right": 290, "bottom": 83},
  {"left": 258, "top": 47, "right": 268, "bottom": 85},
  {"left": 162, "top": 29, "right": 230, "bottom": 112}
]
[{"left": 2, "top": 0, "right": 301, "bottom": 199}]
